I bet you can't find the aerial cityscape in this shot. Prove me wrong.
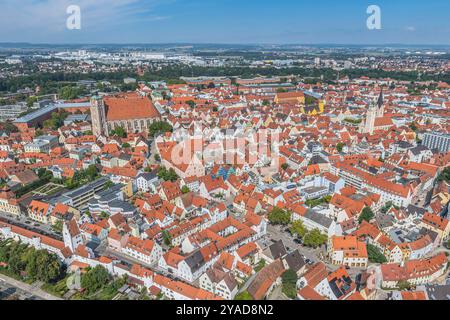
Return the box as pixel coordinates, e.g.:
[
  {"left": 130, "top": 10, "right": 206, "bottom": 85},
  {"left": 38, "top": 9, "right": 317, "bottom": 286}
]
[{"left": 0, "top": 0, "right": 449, "bottom": 304}]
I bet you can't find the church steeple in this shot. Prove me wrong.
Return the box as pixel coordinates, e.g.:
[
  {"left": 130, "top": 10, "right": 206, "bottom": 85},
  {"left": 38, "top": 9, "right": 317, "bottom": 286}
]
[
  {"left": 377, "top": 87, "right": 384, "bottom": 109},
  {"left": 376, "top": 87, "right": 384, "bottom": 118}
]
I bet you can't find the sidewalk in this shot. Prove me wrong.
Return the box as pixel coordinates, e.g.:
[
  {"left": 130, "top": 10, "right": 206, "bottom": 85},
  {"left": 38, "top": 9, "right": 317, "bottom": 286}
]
[{"left": 0, "top": 273, "right": 63, "bottom": 301}]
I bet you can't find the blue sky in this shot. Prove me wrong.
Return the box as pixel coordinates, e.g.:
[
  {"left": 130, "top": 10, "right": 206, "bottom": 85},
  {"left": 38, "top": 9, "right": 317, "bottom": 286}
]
[{"left": 0, "top": 0, "right": 449, "bottom": 44}]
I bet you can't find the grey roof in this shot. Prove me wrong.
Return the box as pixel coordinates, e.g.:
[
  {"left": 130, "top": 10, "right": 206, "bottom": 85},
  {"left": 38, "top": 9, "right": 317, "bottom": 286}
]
[
  {"left": 394, "top": 140, "right": 413, "bottom": 149},
  {"left": 309, "top": 155, "right": 328, "bottom": 165},
  {"left": 304, "top": 209, "right": 333, "bottom": 228},
  {"left": 267, "top": 240, "right": 287, "bottom": 260},
  {"left": 63, "top": 177, "right": 109, "bottom": 199},
  {"left": 185, "top": 250, "right": 205, "bottom": 273},
  {"left": 425, "top": 284, "right": 450, "bottom": 300},
  {"left": 137, "top": 171, "right": 158, "bottom": 181},
  {"left": 409, "top": 145, "right": 430, "bottom": 155},
  {"left": 405, "top": 205, "right": 426, "bottom": 217},
  {"left": 283, "top": 250, "right": 306, "bottom": 273}
]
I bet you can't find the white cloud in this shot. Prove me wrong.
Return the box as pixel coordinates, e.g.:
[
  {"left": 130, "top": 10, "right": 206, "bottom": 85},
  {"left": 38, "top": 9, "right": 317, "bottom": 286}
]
[
  {"left": 405, "top": 26, "right": 416, "bottom": 32},
  {"left": 0, "top": 0, "right": 169, "bottom": 39}
]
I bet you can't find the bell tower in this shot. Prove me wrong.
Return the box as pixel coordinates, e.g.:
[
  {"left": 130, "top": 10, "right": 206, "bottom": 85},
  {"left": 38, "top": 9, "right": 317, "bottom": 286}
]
[
  {"left": 376, "top": 88, "right": 384, "bottom": 118},
  {"left": 90, "top": 96, "right": 107, "bottom": 137}
]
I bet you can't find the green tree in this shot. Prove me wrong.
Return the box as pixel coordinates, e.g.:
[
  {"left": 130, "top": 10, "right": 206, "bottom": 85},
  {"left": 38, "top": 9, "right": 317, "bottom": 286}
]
[
  {"left": 186, "top": 100, "right": 196, "bottom": 108},
  {"left": 148, "top": 121, "right": 173, "bottom": 138},
  {"left": 157, "top": 167, "right": 179, "bottom": 182},
  {"left": 437, "top": 167, "right": 450, "bottom": 183},
  {"left": 26, "top": 96, "right": 38, "bottom": 107},
  {"left": 81, "top": 266, "right": 111, "bottom": 294},
  {"left": 162, "top": 230, "right": 172, "bottom": 247},
  {"left": 358, "top": 207, "right": 375, "bottom": 224},
  {"left": 367, "top": 244, "right": 387, "bottom": 264},
  {"left": 336, "top": 142, "right": 345, "bottom": 153},
  {"left": 303, "top": 229, "right": 328, "bottom": 248},
  {"left": 234, "top": 290, "right": 253, "bottom": 300},
  {"left": 85, "top": 165, "right": 99, "bottom": 181},
  {"left": 290, "top": 220, "right": 307, "bottom": 238},
  {"left": 255, "top": 259, "right": 266, "bottom": 272},
  {"left": 281, "top": 163, "right": 289, "bottom": 171},
  {"left": 181, "top": 185, "right": 190, "bottom": 194},
  {"left": 268, "top": 207, "right": 291, "bottom": 226},
  {"left": 281, "top": 269, "right": 298, "bottom": 299},
  {"left": 58, "top": 86, "right": 86, "bottom": 100},
  {"left": 110, "top": 126, "right": 127, "bottom": 138},
  {"left": 397, "top": 280, "right": 412, "bottom": 291}
]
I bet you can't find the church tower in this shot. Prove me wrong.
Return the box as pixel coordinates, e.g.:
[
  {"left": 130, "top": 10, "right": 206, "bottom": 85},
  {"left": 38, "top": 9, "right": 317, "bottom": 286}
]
[
  {"left": 376, "top": 88, "right": 384, "bottom": 118},
  {"left": 90, "top": 96, "right": 107, "bottom": 137},
  {"left": 363, "top": 102, "right": 377, "bottom": 135}
]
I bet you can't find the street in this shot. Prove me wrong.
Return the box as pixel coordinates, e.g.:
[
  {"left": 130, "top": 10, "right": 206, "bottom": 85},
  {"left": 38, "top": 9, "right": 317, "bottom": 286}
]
[
  {"left": 0, "top": 273, "right": 62, "bottom": 300},
  {"left": 0, "top": 211, "right": 62, "bottom": 241}
]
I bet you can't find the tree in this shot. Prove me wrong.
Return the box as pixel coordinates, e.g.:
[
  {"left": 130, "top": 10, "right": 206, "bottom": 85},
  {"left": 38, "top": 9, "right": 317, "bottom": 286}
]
[
  {"left": 437, "top": 167, "right": 450, "bottom": 183},
  {"left": 255, "top": 259, "right": 266, "bottom": 272},
  {"left": 186, "top": 100, "right": 196, "bottom": 108},
  {"left": 81, "top": 266, "right": 111, "bottom": 294},
  {"left": 281, "top": 163, "right": 289, "bottom": 171},
  {"left": 162, "top": 230, "right": 172, "bottom": 247},
  {"left": 281, "top": 269, "right": 298, "bottom": 299},
  {"left": 110, "top": 126, "right": 127, "bottom": 138},
  {"left": 58, "top": 86, "right": 86, "bottom": 100},
  {"left": 85, "top": 165, "right": 99, "bottom": 181},
  {"left": 157, "top": 167, "right": 179, "bottom": 182},
  {"left": 336, "top": 142, "right": 345, "bottom": 153},
  {"left": 122, "top": 143, "right": 131, "bottom": 149},
  {"left": 359, "top": 207, "right": 375, "bottom": 224},
  {"left": 268, "top": 207, "right": 291, "bottom": 226},
  {"left": 367, "top": 244, "right": 387, "bottom": 264},
  {"left": 290, "top": 220, "right": 307, "bottom": 238},
  {"left": 303, "top": 229, "right": 328, "bottom": 248},
  {"left": 26, "top": 96, "right": 38, "bottom": 108},
  {"left": 397, "top": 280, "right": 412, "bottom": 291},
  {"left": 234, "top": 290, "right": 253, "bottom": 300},
  {"left": 43, "top": 111, "right": 69, "bottom": 130},
  {"left": 181, "top": 185, "right": 190, "bottom": 194},
  {"left": 148, "top": 121, "right": 173, "bottom": 138},
  {"left": 154, "top": 154, "right": 161, "bottom": 162}
]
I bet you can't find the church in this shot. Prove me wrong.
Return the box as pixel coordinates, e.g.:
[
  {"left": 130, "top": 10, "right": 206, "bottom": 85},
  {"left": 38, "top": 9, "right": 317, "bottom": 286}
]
[
  {"left": 274, "top": 91, "right": 325, "bottom": 116},
  {"left": 90, "top": 92, "right": 161, "bottom": 137},
  {"left": 360, "top": 89, "right": 393, "bottom": 134}
]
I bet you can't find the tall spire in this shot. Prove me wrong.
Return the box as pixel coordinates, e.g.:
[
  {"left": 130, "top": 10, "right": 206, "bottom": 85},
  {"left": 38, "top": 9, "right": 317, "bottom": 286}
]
[{"left": 377, "top": 87, "right": 384, "bottom": 109}]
